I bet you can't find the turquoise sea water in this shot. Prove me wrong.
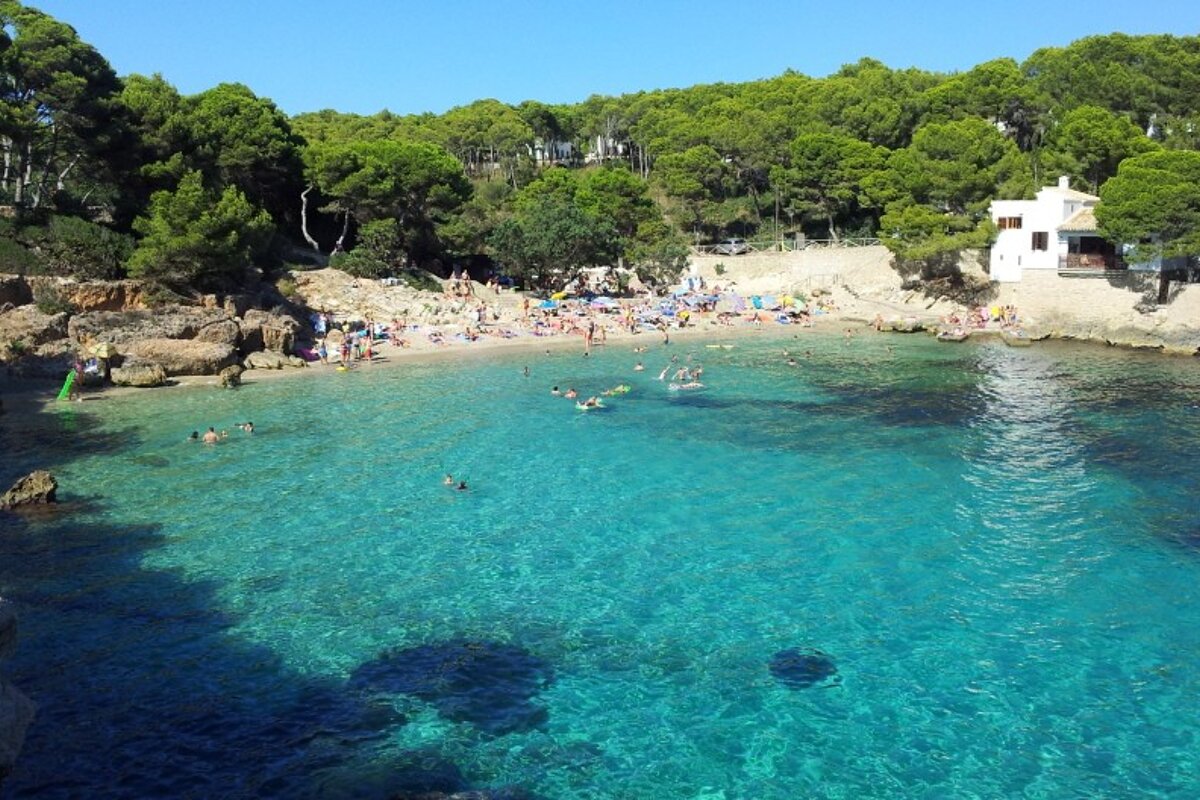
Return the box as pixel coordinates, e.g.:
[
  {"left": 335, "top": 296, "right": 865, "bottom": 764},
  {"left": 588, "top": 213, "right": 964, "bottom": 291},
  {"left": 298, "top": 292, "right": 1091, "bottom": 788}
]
[{"left": 2, "top": 332, "right": 1199, "bottom": 799}]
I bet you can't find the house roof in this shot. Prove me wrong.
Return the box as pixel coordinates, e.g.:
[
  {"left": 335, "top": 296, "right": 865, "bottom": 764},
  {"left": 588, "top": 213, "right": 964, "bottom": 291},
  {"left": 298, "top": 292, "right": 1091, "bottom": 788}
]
[
  {"left": 1043, "top": 185, "right": 1100, "bottom": 202},
  {"left": 1058, "top": 207, "right": 1099, "bottom": 233}
]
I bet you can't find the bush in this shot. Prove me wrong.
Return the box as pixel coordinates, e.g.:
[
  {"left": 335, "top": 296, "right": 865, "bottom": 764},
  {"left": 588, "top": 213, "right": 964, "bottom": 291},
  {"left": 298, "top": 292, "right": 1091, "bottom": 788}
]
[
  {"left": 329, "top": 249, "right": 390, "bottom": 279},
  {"left": 38, "top": 216, "right": 133, "bottom": 279},
  {"left": 0, "top": 235, "right": 44, "bottom": 274},
  {"left": 714, "top": 262, "right": 726, "bottom": 276},
  {"left": 32, "top": 283, "right": 78, "bottom": 315},
  {"left": 275, "top": 276, "right": 299, "bottom": 301}
]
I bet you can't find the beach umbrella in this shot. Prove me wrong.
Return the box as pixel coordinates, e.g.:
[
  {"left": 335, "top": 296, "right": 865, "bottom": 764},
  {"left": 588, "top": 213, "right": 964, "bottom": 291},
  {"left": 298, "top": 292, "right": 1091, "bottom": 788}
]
[{"left": 89, "top": 342, "right": 118, "bottom": 359}]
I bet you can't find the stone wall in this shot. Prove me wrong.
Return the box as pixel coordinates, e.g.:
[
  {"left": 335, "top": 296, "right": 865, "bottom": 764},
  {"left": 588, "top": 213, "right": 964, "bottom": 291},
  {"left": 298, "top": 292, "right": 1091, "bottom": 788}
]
[{"left": 688, "top": 245, "right": 904, "bottom": 296}]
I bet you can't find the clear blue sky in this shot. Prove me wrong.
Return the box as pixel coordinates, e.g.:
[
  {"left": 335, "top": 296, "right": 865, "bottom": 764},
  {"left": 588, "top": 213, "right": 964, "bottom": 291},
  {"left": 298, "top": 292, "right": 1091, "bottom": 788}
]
[{"left": 30, "top": 0, "right": 1200, "bottom": 116}]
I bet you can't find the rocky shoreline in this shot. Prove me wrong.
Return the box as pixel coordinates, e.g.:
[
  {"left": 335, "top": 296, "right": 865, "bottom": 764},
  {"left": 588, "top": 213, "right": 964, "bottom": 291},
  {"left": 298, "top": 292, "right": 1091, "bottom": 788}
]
[{"left": 1, "top": 258, "right": 1197, "bottom": 400}]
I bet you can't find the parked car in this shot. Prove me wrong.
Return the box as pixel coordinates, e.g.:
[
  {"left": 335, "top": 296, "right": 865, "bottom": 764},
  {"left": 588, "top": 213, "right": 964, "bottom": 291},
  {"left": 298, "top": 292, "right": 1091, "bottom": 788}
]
[{"left": 714, "top": 238, "right": 750, "bottom": 255}]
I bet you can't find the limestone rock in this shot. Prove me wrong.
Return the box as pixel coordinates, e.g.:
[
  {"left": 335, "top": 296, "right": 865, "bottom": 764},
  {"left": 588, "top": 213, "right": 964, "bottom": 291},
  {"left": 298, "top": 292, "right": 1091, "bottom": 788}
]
[
  {"left": 68, "top": 307, "right": 235, "bottom": 346},
  {"left": 25, "top": 277, "right": 146, "bottom": 312},
  {"left": 0, "top": 276, "right": 32, "bottom": 308},
  {"left": 0, "top": 470, "right": 57, "bottom": 510},
  {"left": 193, "top": 318, "right": 241, "bottom": 347},
  {"left": 287, "top": 355, "right": 307, "bottom": 368},
  {"left": 240, "top": 309, "right": 299, "bottom": 354},
  {"left": 110, "top": 361, "right": 167, "bottom": 387},
  {"left": 219, "top": 364, "right": 244, "bottom": 388},
  {"left": 0, "top": 306, "right": 69, "bottom": 349},
  {"left": 243, "top": 350, "right": 287, "bottom": 370},
  {"left": 890, "top": 317, "right": 925, "bottom": 333},
  {"left": 122, "top": 339, "right": 236, "bottom": 376}
]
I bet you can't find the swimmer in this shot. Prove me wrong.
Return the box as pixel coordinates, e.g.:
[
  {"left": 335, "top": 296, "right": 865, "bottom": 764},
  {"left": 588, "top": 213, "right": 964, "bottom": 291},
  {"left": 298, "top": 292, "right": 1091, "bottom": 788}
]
[
  {"left": 187, "top": 431, "right": 199, "bottom": 442},
  {"left": 239, "top": 421, "right": 254, "bottom": 433},
  {"left": 443, "top": 474, "right": 455, "bottom": 486},
  {"left": 551, "top": 386, "right": 561, "bottom": 396},
  {"left": 634, "top": 362, "right": 645, "bottom": 371},
  {"left": 565, "top": 388, "right": 578, "bottom": 399},
  {"left": 202, "top": 427, "right": 219, "bottom": 444},
  {"left": 523, "top": 366, "right": 530, "bottom": 377},
  {"left": 658, "top": 366, "right": 670, "bottom": 381},
  {"left": 456, "top": 481, "right": 468, "bottom": 491}
]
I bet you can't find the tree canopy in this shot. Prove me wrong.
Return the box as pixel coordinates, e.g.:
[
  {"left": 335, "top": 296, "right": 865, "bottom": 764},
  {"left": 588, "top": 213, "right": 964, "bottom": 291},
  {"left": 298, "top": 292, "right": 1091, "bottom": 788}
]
[{"left": 0, "top": 0, "right": 1196, "bottom": 292}]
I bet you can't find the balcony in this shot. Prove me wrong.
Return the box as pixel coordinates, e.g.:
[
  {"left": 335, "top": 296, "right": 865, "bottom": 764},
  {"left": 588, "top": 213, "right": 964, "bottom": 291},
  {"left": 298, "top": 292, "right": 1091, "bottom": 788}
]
[{"left": 1058, "top": 253, "right": 1126, "bottom": 276}]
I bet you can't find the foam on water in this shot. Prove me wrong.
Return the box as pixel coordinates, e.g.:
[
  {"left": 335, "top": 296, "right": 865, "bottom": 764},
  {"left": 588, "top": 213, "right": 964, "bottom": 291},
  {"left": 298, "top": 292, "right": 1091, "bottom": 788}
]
[{"left": 2, "top": 332, "right": 1199, "bottom": 798}]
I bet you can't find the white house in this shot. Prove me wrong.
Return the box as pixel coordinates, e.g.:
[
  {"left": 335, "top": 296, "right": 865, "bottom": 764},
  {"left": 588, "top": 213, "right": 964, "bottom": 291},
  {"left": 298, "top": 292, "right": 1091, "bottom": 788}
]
[{"left": 988, "top": 176, "right": 1123, "bottom": 282}]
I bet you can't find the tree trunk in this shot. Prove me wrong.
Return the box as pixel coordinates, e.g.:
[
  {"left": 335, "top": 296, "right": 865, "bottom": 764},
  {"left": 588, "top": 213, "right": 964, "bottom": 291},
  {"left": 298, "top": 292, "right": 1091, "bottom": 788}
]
[
  {"left": 333, "top": 210, "right": 351, "bottom": 254},
  {"left": 827, "top": 212, "right": 839, "bottom": 243},
  {"left": 299, "top": 185, "right": 321, "bottom": 251}
]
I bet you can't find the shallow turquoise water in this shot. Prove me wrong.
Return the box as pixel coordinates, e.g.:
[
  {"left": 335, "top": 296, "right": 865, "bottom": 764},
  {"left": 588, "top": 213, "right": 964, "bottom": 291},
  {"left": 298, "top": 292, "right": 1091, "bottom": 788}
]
[{"left": 2, "top": 332, "right": 1199, "bottom": 799}]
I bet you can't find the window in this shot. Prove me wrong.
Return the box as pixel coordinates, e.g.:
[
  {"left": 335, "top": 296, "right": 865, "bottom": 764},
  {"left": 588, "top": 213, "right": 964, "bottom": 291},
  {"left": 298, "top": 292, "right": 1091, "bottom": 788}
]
[
  {"left": 1031, "top": 231, "right": 1049, "bottom": 251},
  {"left": 998, "top": 216, "right": 1023, "bottom": 230}
]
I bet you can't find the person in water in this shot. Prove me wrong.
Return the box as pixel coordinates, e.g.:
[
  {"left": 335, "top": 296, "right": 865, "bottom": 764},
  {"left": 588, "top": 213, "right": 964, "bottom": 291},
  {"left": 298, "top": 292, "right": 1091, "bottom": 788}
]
[
  {"left": 202, "top": 427, "right": 220, "bottom": 444},
  {"left": 634, "top": 362, "right": 645, "bottom": 371},
  {"left": 187, "top": 431, "right": 199, "bottom": 442},
  {"left": 565, "top": 388, "right": 578, "bottom": 399},
  {"left": 456, "top": 481, "right": 468, "bottom": 491},
  {"left": 238, "top": 421, "right": 254, "bottom": 433},
  {"left": 443, "top": 474, "right": 455, "bottom": 486},
  {"left": 551, "top": 386, "right": 561, "bottom": 396}
]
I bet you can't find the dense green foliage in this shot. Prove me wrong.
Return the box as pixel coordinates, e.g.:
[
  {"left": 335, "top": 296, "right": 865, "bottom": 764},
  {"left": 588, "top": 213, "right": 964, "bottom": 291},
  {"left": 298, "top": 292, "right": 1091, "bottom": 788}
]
[
  {"left": 0, "top": 0, "right": 1195, "bottom": 291},
  {"left": 1097, "top": 150, "right": 1200, "bottom": 267}
]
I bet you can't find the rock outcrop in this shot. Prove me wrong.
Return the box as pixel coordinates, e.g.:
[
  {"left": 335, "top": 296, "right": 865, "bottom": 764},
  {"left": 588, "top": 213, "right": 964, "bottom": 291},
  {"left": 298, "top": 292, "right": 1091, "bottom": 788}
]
[
  {"left": 0, "top": 306, "right": 69, "bottom": 348},
  {"left": 0, "top": 276, "right": 33, "bottom": 308},
  {"left": 68, "top": 308, "right": 235, "bottom": 347},
  {"left": 0, "top": 470, "right": 58, "bottom": 510},
  {"left": 219, "top": 364, "right": 243, "bottom": 388},
  {"left": 121, "top": 339, "right": 237, "bottom": 376},
  {"left": 0, "top": 599, "right": 36, "bottom": 788},
  {"left": 25, "top": 277, "right": 147, "bottom": 312},
  {"left": 110, "top": 361, "right": 168, "bottom": 387},
  {"left": 243, "top": 350, "right": 288, "bottom": 370},
  {"left": 240, "top": 309, "right": 299, "bottom": 354}
]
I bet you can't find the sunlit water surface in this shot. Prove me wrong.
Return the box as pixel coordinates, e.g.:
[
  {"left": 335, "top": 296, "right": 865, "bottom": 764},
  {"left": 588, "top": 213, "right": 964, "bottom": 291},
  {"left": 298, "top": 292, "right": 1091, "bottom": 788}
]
[{"left": 2, "top": 332, "right": 1199, "bottom": 799}]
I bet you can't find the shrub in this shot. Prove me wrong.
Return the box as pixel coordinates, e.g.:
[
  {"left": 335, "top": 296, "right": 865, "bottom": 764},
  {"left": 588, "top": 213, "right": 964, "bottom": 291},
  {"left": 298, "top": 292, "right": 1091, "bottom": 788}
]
[
  {"left": 32, "top": 283, "right": 78, "bottom": 315},
  {"left": 38, "top": 216, "right": 133, "bottom": 279},
  {"left": 714, "top": 262, "right": 726, "bottom": 276},
  {"left": 0, "top": 235, "right": 44, "bottom": 274}
]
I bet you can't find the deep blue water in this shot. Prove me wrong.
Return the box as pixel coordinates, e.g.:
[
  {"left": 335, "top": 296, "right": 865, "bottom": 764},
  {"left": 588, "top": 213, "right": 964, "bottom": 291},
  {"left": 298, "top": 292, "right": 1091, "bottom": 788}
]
[{"left": 1, "top": 332, "right": 1199, "bottom": 799}]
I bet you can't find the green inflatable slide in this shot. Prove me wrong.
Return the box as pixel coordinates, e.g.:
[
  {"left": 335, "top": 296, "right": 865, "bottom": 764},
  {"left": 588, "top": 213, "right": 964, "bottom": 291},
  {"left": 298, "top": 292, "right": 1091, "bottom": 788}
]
[{"left": 55, "top": 369, "right": 76, "bottom": 401}]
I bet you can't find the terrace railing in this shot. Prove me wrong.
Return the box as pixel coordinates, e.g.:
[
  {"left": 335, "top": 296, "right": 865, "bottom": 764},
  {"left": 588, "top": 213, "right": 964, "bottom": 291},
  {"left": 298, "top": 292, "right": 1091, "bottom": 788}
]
[{"left": 690, "top": 237, "right": 881, "bottom": 256}]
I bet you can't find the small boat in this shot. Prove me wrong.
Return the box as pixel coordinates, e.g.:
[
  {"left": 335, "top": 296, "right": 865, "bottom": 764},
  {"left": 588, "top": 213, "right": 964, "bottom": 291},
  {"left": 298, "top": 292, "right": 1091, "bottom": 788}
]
[
  {"left": 1002, "top": 330, "right": 1033, "bottom": 347},
  {"left": 937, "top": 330, "right": 969, "bottom": 343}
]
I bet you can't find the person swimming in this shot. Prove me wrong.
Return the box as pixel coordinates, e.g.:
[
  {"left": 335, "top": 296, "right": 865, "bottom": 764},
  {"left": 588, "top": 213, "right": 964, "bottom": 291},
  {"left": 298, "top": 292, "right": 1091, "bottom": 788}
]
[
  {"left": 187, "top": 431, "right": 199, "bottom": 442},
  {"left": 202, "top": 427, "right": 219, "bottom": 444},
  {"left": 634, "top": 362, "right": 645, "bottom": 371},
  {"left": 551, "top": 386, "right": 561, "bottom": 396},
  {"left": 443, "top": 474, "right": 455, "bottom": 486},
  {"left": 565, "top": 388, "right": 578, "bottom": 399},
  {"left": 456, "top": 481, "right": 468, "bottom": 491}
]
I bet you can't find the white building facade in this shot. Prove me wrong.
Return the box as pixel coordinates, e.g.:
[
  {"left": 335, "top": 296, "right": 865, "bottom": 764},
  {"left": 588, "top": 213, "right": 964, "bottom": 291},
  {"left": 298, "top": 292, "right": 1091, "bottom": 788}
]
[{"left": 988, "top": 176, "right": 1118, "bottom": 282}]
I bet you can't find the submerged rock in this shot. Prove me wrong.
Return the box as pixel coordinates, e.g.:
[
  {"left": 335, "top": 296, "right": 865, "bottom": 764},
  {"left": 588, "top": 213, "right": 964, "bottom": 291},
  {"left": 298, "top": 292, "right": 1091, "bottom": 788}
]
[
  {"left": 0, "top": 471, "right": 58, "bottom": 510},
  {"left": 0, "top": 599, "right": 36, "bottom": 786},
  {"left": 219, "top": 364, "right": 244, "bottom": 388},
  {"left": 769, "top": 647, "right": 840, "bottom": 689},
  {"left": 349, "top": 639, "right": 554, "bottom": 736}
]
